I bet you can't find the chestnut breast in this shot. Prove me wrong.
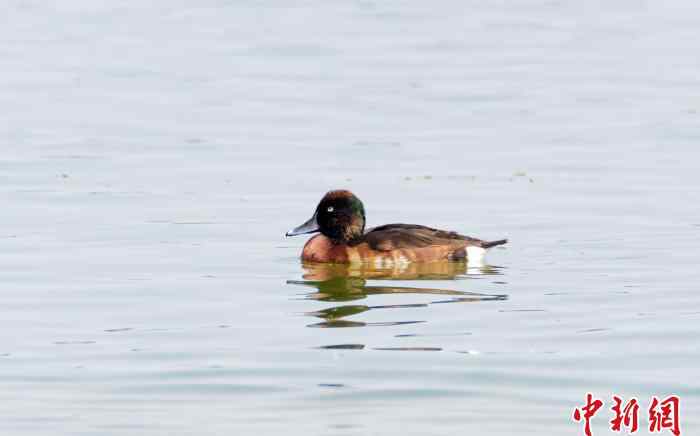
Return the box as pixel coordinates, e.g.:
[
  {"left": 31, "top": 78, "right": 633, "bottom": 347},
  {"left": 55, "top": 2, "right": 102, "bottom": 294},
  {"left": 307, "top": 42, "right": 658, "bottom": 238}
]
[{"left": 302, "top": 235, "right": 349, "bottom": 263}]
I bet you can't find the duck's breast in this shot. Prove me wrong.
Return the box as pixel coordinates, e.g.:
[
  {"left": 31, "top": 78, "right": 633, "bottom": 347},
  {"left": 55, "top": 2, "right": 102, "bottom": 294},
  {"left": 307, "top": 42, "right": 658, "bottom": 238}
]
[{"left": 301, "top": 235, "right": 349, "bottom": 263}]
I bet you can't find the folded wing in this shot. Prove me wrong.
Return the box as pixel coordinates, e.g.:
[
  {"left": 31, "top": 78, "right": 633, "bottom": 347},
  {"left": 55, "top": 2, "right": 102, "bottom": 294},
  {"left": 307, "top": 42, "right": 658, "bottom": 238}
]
[{"left": 362, "top": 223, "right": 485, "bottom": 251}]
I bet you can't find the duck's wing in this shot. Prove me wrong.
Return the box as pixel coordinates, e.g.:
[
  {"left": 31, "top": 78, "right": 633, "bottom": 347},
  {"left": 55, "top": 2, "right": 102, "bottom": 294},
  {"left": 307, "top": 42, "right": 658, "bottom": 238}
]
[{"left": 362, "top": 223, "right": 484, "bottom": 251}]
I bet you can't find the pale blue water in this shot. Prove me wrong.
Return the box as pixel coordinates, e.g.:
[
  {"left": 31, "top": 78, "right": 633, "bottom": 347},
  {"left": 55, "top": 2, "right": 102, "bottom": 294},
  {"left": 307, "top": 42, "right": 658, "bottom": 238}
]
[{"left": 1, "top": 1, "right": 699, "bottom": 435}]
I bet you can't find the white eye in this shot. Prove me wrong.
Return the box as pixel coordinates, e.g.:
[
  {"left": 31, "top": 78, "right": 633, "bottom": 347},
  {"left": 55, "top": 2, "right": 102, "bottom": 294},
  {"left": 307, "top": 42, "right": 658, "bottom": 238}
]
[{"left": 327, "top": 206, "right": 334, "bottom": 212}]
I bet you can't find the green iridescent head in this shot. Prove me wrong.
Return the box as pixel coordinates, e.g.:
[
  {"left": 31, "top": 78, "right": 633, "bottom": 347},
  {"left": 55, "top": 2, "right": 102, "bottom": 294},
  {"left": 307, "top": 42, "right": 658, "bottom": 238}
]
[{"left": 286, "top": 190, "right": 366, "bottom": 244}]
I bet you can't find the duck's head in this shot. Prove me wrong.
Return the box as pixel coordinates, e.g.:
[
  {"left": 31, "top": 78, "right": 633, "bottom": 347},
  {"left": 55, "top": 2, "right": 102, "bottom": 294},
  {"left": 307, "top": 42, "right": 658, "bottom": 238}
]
[{"left": 286, "top": 190, "right": 366, "bottom": 244}]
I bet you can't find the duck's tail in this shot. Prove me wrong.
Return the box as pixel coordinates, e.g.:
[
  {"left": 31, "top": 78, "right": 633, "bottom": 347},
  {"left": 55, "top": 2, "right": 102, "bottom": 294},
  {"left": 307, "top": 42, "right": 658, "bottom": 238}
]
[{"left": 481, "top": 239, "right": 508, "bottom": 249}]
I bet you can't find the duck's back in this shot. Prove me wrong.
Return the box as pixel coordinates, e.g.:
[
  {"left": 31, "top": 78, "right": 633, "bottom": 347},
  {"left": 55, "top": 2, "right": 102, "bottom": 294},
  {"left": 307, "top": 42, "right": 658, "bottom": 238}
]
[
  {"left": 363, "top": 224, "right": 482, "bottom": 249},
  {"left": 359, "top": 224, "right": 487, "bottom": 263},
  {"left": 301, "top": 224, "right": 506, "bottom": 264}
]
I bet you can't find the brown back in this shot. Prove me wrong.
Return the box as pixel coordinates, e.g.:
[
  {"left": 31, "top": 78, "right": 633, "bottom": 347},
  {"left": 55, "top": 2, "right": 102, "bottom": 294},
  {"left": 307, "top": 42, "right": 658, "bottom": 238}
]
[{"left": 360, "top": 223, "right": 484, "bottom": 251}]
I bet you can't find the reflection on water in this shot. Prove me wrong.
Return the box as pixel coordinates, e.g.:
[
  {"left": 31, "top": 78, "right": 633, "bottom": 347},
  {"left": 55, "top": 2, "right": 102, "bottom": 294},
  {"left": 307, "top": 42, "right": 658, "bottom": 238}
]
[
  {"left": 296, "top": 261, "right": 504, "bottom": 282},
  {"left": 287, "top": 262, "right": 507, "bottom": 330}
]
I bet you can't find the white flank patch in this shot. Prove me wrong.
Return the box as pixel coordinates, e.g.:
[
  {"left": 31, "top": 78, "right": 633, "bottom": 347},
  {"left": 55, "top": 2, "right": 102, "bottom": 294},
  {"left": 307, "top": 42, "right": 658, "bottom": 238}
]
[
  {"left": 466, "top": 246, "right": 486, "bottom": 267},
  {"left": 395, "top": 255, "right": 410, "bottom": 273},
  {"left": 373, "top": 256, "right": 396, "bottom": 269},
  {"left": 396, "top": 255, "right": 410, "bottom": 266}
]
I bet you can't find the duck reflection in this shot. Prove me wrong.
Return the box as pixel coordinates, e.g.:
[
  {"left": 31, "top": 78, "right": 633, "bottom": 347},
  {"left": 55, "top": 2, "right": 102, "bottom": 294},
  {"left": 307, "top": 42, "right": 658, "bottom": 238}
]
[
  {"left": 288, "top": 262, "right": 507, "bottom": 328},
  {"left": 298, "top": 260, "right": 502, "bottom": 282}
]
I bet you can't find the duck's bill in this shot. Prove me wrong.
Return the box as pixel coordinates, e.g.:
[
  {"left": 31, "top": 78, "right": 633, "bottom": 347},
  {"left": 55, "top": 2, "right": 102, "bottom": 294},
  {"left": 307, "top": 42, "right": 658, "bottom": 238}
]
[{"left": 285, "top": 213, "right": 320, "bottom": 237}]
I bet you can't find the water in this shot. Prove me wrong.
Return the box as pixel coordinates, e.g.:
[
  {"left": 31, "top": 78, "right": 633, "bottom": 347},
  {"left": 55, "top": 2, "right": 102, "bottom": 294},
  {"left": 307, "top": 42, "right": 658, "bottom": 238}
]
[{"left": 2, "top": 1, "right": 700, "bottom": 435}]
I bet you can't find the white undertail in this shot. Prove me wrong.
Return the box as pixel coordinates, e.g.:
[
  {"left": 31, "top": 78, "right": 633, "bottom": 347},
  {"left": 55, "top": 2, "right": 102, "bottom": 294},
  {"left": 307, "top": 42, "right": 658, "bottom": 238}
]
[{"left": 466, "top": 246, "right": 486, "bottom": 267}]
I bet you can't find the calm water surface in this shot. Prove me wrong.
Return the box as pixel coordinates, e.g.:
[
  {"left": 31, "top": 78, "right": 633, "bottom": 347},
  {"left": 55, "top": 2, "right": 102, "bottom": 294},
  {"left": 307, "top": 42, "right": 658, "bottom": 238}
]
[{"left": 2, "top": 1, "right": 700, "bottom": 435}]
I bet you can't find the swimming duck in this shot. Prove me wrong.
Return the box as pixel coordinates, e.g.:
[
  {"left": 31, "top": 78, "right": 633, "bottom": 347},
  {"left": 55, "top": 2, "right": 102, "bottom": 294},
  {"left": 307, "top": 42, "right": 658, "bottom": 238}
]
[{"left": 286, "top": 190, "right": 507, "bottom": 265}]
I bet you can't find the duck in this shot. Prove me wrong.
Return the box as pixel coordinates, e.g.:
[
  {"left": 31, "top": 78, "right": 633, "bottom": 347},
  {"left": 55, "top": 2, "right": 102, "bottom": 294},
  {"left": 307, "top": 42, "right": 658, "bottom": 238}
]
[{"left": 286, "top": 190, "right": 507, "bottom": 265}]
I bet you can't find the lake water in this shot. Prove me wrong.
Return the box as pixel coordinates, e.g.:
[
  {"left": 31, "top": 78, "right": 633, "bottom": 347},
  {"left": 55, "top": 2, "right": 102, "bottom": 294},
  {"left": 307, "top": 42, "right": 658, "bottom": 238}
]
[{"left": 2, "top": 1, "right": 699, "bottom": 435}]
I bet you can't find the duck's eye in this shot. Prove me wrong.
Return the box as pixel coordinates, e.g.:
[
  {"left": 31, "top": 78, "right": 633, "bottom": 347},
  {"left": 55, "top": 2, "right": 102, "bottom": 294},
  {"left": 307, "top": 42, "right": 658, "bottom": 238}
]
[{"left": 327, "top": 206, "right": 334, "bottom": 213}]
